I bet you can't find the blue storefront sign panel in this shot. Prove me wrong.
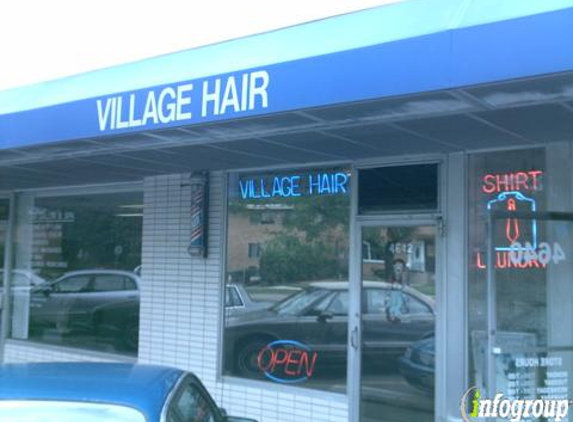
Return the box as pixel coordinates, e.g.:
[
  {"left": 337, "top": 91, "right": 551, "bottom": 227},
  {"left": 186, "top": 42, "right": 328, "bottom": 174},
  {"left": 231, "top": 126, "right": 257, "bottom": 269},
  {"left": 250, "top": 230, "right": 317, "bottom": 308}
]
[{"left": 1, "top": 0, "right": 572, "bottom": 149}]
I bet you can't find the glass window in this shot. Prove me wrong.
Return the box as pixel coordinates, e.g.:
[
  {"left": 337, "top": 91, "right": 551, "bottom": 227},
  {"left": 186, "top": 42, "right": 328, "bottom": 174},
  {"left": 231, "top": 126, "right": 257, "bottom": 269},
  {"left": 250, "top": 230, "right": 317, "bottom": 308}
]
[
  {"left": 169, "top": 382, "right": 216, "bottom": 422},
  {"left": 53, "top": 275, "right": 90, "bottom": 293},
  {"left": 358, "top": 164, "right": 438, "bottom": 214},
  {"left": 0, "top": 198, "right": 9, "bottom": 287},
  {"left": 225, "top": 286, "right": 243, "bottom": 308},
  {"left": 10, "top": 191, "right": 142, "bottom": 356},
  {"left": 467, "top": 147, "right": 573, "bottom": 406},
  {"left": 224, "top": 167, "right": 350, "bottom": 391},
  {"left": 93, "top": 275, "right": 134, "bottom": 292},
  {"left": 0, "top": 401, "right": 146, "bottom": 422},
  {"left": 325, "top": 291, "right": 348, "bottom": 316},
  {"left": 366, "top": 289, "right": 390, "bottom": 315}
]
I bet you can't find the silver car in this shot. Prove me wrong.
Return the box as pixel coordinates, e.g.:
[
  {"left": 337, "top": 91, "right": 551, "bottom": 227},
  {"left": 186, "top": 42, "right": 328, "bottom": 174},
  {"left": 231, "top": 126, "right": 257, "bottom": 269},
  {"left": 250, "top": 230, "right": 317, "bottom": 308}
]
[
  {"left": 29, "top": 269, "right": 140, "bottom": 337},
  {"left": 225, "top": 283, "right": 272, "bottom": 317}
]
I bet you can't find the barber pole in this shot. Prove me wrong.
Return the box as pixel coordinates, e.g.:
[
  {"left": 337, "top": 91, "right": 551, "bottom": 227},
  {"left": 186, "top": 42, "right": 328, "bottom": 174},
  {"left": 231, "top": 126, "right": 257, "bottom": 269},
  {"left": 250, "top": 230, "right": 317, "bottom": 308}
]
[{"left": 188, "top": 172, "right": 209, "bottom": 257}]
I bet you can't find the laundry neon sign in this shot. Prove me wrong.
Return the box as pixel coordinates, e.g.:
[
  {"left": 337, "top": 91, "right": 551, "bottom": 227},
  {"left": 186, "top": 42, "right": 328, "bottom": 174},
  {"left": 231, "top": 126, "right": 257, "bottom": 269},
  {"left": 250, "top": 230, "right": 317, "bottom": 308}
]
[{"left": 474, "top": 169, "right": 565, "bottom": 270}]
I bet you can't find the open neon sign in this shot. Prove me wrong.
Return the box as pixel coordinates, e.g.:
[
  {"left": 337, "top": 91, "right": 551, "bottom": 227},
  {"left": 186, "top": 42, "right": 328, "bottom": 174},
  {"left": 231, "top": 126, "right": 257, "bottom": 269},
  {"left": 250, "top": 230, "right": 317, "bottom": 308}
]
[{"left": 257, "top": 340, "right": 318, "bottom": 384}]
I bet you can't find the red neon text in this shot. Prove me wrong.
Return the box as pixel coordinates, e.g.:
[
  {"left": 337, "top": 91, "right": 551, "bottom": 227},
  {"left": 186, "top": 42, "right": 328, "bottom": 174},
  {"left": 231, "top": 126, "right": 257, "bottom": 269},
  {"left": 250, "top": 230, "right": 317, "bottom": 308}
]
[
  {"left": 481, "top": 170, "right": 543, "bottom": 194},
  {"left": 257, "top": 347, "right": 318, "bottom": 378},
  {"left": 475, "top": 252, "right": 547, "bottom": 270}
]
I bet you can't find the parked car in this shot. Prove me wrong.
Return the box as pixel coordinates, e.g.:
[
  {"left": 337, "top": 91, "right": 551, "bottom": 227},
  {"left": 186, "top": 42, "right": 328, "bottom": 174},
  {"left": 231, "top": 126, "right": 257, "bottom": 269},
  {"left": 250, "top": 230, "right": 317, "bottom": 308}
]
[
  {"left": 225, "top": 284, "right": 272, "bottom": 317},
  {"left": 0, "top": 362, "right": 257, "bottom": 422},
  {"left": 93, "top": 297, "right": 140, "bottom": 351},
  {"left": 0, "top": 269, "right": 48, "bottom": 304},
  {"left": 29, "top": 270, "right": 140, "bottom": 342},
  {"left": 399, "top": 335, "right": 435, "bottom": 392},
  {"left": 224, "top": 280, "right": 435, "bottom": 378}
]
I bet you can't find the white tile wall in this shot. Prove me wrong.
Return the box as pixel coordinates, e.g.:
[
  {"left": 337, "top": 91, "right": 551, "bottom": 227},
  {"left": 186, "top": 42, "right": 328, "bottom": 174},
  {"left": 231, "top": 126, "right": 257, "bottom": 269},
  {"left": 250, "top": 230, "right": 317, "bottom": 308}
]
[
  {"left": 139, "top": 172, "right": 348, "bottom": 422},
  {"left": 3, "top": 171, "right": 349, "bottom": 422}
]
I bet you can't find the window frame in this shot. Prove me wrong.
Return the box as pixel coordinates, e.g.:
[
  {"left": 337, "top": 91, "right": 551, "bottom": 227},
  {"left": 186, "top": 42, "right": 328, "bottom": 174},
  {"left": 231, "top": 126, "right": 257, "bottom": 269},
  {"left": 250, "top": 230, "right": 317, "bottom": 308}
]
[{"left": 6, "top": 182, "right": 143, "bottom": 357}]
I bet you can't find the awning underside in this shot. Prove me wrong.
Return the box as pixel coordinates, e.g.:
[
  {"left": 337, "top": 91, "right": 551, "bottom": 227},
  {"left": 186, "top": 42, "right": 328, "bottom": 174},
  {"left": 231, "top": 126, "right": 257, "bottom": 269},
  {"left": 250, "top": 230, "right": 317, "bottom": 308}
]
[{"left": 2, "top": 72, "right": 573, "bottom": 190}]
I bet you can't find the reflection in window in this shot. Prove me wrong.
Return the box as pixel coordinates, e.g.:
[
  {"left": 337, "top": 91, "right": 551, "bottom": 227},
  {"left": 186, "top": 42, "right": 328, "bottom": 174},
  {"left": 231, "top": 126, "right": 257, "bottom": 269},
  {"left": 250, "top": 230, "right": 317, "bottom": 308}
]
[
  {"left": 10, "top": 191, "right": 142, "bottom": 356},
  {"left": 224, "top": 168, "right": 350, "bottom": 391}
]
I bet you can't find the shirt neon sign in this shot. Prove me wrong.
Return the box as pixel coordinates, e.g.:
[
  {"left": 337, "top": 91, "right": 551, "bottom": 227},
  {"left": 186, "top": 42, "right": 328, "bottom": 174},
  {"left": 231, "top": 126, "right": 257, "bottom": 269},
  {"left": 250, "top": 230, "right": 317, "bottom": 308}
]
[
  {"left": 239, "top": 171, "right": 349, "bottom": 200},
  {"left": 476, "top": 170, "right": 544, "bottom": 270}
]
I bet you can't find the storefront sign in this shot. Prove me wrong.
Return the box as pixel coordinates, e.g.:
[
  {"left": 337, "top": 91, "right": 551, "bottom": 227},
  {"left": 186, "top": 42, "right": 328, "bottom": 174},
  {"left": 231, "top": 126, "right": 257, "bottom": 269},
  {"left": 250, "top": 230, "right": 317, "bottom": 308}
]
[
  {"left": 474, "top": 169, "right": 564, "bottom": 270},
  {"left": 96, "top": 70, "right": 269, "bottom": 132},
  {"left": 257, "top": 340, "right": 318, "bottom": 384},
  {"left": 239, "top": 171, "right": 349, "bottom": 200}
]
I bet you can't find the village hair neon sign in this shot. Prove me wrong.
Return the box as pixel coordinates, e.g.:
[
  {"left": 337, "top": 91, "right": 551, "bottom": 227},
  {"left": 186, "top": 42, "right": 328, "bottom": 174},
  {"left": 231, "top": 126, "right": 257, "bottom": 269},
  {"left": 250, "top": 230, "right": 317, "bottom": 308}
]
[
  {"left": 257, "top": 340, "right": 319, "bottom": 384},
  {"left": 239, "top": 171, "right": 349, "bottom": 200}
]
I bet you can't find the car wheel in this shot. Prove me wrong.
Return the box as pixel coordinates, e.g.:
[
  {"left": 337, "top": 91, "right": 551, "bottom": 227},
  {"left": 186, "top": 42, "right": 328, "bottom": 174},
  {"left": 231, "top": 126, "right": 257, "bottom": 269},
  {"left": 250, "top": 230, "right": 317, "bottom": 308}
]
[
  {"left": 236, "top": 339, "right": 269, "bottom": 379},
  {"left": 123, "top": 317, "right": 139, "bottom": 351}
]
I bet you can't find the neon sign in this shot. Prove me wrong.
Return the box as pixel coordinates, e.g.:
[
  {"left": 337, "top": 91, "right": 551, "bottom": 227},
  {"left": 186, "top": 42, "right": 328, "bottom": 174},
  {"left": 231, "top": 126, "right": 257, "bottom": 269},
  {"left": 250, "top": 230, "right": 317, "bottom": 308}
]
[
  {"left": 481, "top": 170, "right": 542, "bottom": 194},
  {"left": 476, "top": 170, "right": 544, "bottom": 270},
  {"left": 486, "top": 191, "right": 537, "bottom": 251},
  {"left": 239, "top": 172, "right": 349, "bottom": 200},
  {"left": 257, "top": 340, "right": 318, "bottom": 384}
]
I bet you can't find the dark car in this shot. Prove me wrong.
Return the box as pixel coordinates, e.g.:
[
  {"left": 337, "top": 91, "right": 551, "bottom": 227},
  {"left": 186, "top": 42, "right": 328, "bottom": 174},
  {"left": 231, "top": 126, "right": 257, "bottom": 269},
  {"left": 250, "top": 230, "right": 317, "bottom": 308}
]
[
  {"left": 0, "top": 362, "right": 257, "bottom": 422},
  {"left": 224, "top": 280, "right": 435, "bottom": 378},
  {"left": 94, "top": 298, "right": 140, "bottom": 351},
  {"left": 399, "top": 336, "right": 435, "bottom": 392}
]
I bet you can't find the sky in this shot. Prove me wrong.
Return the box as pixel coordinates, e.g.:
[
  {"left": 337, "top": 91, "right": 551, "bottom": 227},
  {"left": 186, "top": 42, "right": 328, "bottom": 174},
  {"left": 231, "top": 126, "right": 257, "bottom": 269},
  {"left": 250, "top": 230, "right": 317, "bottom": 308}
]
[{"left": 0, "top": 0, "right": 403, "bottom": 92}]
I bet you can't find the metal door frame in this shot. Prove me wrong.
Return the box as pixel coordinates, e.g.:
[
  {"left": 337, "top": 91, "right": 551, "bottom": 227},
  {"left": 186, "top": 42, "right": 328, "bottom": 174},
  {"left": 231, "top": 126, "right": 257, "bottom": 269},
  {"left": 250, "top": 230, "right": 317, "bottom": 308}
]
[{"left": 348, "top": 212, "right": 442, "bottom": 422}]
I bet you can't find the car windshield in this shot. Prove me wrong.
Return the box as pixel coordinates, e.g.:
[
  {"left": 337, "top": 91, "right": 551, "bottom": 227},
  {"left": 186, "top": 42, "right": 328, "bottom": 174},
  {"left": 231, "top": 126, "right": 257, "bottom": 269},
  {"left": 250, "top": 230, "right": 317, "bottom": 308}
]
[
  {"left": 0, "top": 400, "right": 147, "bottom": 422},
  {"left": 271, "top": 288, "right": 331, "bottom": 316}
]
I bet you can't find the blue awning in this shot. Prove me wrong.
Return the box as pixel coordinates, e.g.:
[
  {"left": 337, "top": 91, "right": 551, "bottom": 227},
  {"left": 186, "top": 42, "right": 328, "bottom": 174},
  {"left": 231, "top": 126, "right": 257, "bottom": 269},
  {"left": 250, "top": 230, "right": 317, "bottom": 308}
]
[{"left": 1, "top": 0, "right": 573, "bottom": 149}]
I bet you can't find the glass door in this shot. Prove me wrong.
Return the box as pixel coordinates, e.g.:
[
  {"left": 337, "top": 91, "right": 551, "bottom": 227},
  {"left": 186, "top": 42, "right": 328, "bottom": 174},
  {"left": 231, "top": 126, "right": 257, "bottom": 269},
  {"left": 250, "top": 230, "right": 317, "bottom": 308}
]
[
  {"left": 359, "top": 223, "right": 436, "bottom": 422},
  {"left": 480, "top": 211, "right": 573, "bottom": 414}
]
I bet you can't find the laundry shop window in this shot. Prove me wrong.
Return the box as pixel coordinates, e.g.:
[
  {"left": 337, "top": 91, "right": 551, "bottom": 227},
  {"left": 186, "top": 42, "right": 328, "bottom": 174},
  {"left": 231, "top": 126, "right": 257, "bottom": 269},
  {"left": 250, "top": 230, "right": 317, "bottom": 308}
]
[
  {"left": 9, "top": 190, "right": 143, "bottom": 356},
  {"left": 223, "top": 168, "right": 351, "bottom": 390},
  {"left": 467, "top": 146, "right": 573, "bottom": 404}
]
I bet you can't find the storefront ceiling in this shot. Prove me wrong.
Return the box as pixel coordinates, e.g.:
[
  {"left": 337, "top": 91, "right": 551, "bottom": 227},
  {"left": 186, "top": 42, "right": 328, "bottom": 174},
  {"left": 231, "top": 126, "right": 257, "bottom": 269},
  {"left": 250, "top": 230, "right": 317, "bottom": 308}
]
[
  {"left": 1, "top": 71, "right": 573, "bottom": 190},
  {"left": 0, "top": 0, "right": 572, "bottom": 190}
]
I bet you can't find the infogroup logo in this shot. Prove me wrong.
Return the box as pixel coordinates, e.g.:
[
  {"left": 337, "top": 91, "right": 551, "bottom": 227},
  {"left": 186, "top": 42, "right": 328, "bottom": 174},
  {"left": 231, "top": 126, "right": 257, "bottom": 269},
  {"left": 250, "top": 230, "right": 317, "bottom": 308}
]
[{"left": 460, "top": 387, "right": 571, "bottom": 422}]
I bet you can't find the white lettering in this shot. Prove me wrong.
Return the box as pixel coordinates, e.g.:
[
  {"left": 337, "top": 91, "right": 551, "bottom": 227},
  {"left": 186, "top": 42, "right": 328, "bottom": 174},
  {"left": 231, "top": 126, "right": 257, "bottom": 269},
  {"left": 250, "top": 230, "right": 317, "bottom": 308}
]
[
  {"left": 110, "top": 97, "right": 117, "bottom": 130},
  {"left": 142, "top": 91, "right": 159, "bottom": 125},
  {"left": 96, "top": 98, "right": 113, "bottom": 131},
  {"left": 128, "top": 93, "right": 142, "bottom": 127},
  {"left": 220, "top": 76, "right": 240, "bottom": 114},
  {"left": 202, "top": 78, "right": 221, "bottom": 117},
  {"left": 249, "top": 70, "right": 269, "bottom": 110},
  {"left": 158, "top": 87, "right": 176, "bottom": 123},
  {"left": 115, "top": 96, "right": 129, "bottom": 129},
  {"left": 176, "top": 83, "right": 193, "bottom": 120}
]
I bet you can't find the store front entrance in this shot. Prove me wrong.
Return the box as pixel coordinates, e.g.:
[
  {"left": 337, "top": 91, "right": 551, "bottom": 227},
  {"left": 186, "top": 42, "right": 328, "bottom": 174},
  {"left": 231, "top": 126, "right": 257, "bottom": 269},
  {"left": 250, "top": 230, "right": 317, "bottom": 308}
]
[
  {"left": 479, "top": 211, "right": 573, "bottom": 411},
  {"left": 351, "top": 221, "right": 438, "bottom": 422}
]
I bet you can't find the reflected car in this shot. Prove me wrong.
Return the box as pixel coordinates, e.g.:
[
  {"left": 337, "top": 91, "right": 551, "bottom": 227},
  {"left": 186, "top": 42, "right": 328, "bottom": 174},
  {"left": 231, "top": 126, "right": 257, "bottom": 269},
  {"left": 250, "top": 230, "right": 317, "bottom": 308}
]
[
  {"left": 224, "top": 280, "right": 435, "bottom": 378},
  {"left": 29, "top": 270, "right": 140, "bottom": 340},
  {"left": 399, "top": 336, "right": 435, "bottom": 392},
  {"left": 225, "top": 284, "right": 273, "bottom": 317},
  {"left": 0, "top": 362, "right": 257, "bottom": 422},
  {"left": 0, "top": 269, "right": 47, "bottom": 303}
]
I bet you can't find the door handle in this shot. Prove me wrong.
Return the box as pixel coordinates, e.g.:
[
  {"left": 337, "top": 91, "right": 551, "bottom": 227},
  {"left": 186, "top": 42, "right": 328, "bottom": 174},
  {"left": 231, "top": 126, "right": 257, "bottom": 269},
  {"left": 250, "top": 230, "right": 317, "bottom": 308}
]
[{"left": 350, "top": 326, "right": 359, "bottom": 350}]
